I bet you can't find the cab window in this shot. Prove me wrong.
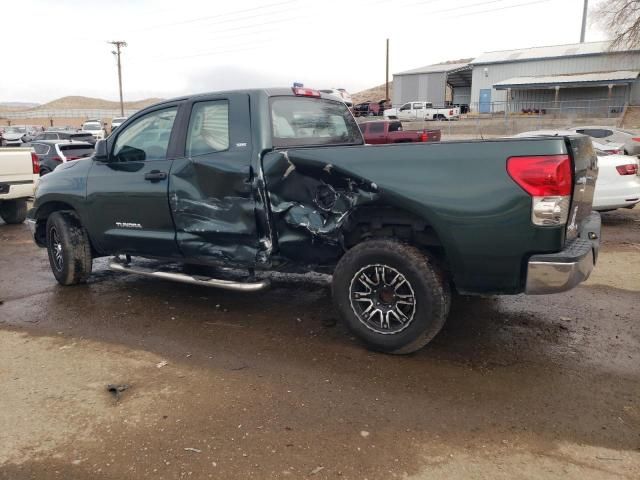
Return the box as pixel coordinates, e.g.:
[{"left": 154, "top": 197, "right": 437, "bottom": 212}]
[
  {"left": 413, "top": 103, "right": 423, "bottom": 110},
  {"left": 186, "top": 101, "right": 230, "bottom": 157},
  {"left": 399, "top": 103, "right": 411, "bottom": 111},
  {"left": 369, "top": 122, "right": 385, "bottom": 134},
  {"left": 112, "top": 107, "right": 177, "bottom": 162}
]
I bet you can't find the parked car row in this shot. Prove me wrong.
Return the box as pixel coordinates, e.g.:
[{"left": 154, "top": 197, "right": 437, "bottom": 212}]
[
  {"left": 1, "top": 117, "right": 128, "bottom": 148},
  {"left": 0, "top": 125, "right": 43, "bottom": 146}
]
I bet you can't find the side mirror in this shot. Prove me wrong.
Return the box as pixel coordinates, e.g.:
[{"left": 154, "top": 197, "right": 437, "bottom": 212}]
[{"left": 94, "top": 139, "right": 109, "bottom": 162}]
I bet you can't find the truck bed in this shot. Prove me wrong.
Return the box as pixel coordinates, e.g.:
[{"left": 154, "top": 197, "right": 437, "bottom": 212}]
[{"left": 262, "top": 136, "right": 597, "bottom": 294}]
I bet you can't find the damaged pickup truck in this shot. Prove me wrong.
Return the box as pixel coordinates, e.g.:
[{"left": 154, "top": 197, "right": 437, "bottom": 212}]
[{"left": 27, "top": 87, "right": 601, "bottom": 354}]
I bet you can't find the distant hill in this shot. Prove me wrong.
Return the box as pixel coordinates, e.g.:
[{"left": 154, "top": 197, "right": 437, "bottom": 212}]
[
  {"left": 0, "top": 102, "right": 40, "bottom": 111},
  {"left": 0, "top": 96, "right": 164, "bottom": 114},
  {"left": 351, "top": 83, "right": 392, "bottom": 105},
  {"left": 36, "top": 96, "right": 164, "bottom": 111}
]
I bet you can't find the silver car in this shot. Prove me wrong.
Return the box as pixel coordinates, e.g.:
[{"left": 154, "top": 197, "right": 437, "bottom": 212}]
[{"left": 566, "top": 126, "right": 640, "bottom": 156}]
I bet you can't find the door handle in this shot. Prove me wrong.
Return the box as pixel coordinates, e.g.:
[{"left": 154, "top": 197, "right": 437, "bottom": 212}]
[{"left": 144, "top": 170, "right": 167, "bottom": 182}]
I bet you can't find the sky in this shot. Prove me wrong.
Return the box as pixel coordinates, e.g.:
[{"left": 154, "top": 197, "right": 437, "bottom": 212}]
[{"left": 2, "top": 0, "right": 611, "bottom": 104}]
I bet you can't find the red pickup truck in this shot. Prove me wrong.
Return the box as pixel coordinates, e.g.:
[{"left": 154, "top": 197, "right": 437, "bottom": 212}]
[{"left": 360, "top": 120, "right": 441, "bottom": 144}]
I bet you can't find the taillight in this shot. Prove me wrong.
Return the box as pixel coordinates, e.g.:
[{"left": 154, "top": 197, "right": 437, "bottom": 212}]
[
  {"left": 507, "top": 155, "right": 573, "bottom": 226},
  {"left": 609, "top": 149, "right": 623, "bottom": 155},
  {"left": 51, "top": 156, "right": 63, "bottom": 163},
  {"left": 632, "top": 138, "right": 640, "bottom": 142},
  {"left": 31, "top": 152, "right": 40, "bottom": 174},
  {"left": 292, "top": 87, "right": 321, "bottom": 97},
  {"left": 420, "top": 132, "right": 427, "bottom": 142},
  {"left": 449, "top": 110, "right": 453, "bottom": 115},
  {"left": 616, "top": 164, "right": 638, "bottom": 175}
]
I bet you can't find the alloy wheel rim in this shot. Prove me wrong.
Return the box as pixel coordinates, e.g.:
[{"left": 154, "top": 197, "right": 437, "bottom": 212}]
[
  {"left": 348, "top": 264, "right": 416, "bottom": 335},
  {"left": 50, "top": 227, "right": 64, "bottom": 271}
]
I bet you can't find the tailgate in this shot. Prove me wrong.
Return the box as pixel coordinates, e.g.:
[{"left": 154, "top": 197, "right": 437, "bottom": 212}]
[
  {"left": 0, "top": 148, "right": 34, "bottom": 182},
  {"left": 565, "top": 135, "right": 598, "bottom": 240}
]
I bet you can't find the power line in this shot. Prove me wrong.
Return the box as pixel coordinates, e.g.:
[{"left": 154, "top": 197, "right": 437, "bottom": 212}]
[
  {"left": 130, "top": 0, "right": 296, "bottom": 33},
  {"left": 443, "top": 0, "right": 553, "bottom": 18}
]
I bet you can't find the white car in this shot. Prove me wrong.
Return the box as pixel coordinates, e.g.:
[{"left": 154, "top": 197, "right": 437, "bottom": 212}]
[
  {"left": 81, "top": 120, "right": 106, "bottom": 140},
  {"left": 566, "top": 126, "right": 640, "bottom": 157},
  {"left": 111, "top": 117, "right": 127, "bottom": 131},
  {"left": 384, "top": 101, "right": 461, "bottom": 121},
  {"left": 514, "top": 130, "right": 640, "bottom": 212},
  {"left": 591, "top": 149, "right": 640, "bottom": 211},
  {"left": 318, "top": 88, "right": 353, "bottom": 107},
  {"left": 1, "top": 126, "right": 29, "bottom": 146}
]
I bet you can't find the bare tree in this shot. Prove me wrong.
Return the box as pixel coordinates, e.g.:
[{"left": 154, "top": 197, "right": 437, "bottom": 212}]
[{"left": 592, "top": 0, "right": 640, "bottom": 49}]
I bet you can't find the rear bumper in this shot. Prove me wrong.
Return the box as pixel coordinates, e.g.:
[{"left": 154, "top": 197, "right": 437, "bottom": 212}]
[
  {"left": 525, "top": 212, "right": 601, "bottom": 294},
  {"left": 0, "top": 182, "right": 35, "bottom": 200}
]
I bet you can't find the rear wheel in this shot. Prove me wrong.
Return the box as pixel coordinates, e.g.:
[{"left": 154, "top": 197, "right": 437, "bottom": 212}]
[
  {"left": 45, "top": 211, "right": 93, "bottom": 285},
  {"left": 0, "top": 199, "right": 27, "bottom": 224},
  {"left": 332, "top": 239, "right": 450, "bottom": 354}
]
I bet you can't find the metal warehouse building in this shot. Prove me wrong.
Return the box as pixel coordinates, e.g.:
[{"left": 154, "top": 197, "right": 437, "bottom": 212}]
[
  {"left": 470, "top": 41, "right": 640, "bottom": 114},
  {"left": 392, "top": 41, "right": 640, "bottom": 114},
  {"left": 392, "top": 61, "right": 473, "bottom": 107}
]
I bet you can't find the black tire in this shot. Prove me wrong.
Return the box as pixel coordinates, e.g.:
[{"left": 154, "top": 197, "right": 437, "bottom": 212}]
[
  {"left": 45, "top": 211, "right": 93, "bottom": 285},
  {"left": 332, "top": 239, "right": 450, "bottom": 354},
  {"left": 0, "top": 199, "right": 27, "bottom": 224}
]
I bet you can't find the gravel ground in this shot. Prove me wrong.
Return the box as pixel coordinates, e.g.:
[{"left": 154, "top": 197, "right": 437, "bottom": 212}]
[{"left": 0, "top": 207, "right": 639, "bottom": 479}]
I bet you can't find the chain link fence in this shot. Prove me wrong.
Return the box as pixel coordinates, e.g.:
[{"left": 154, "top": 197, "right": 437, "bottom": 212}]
[
  {"left": 358, "top": 98, "right": 629, "bottom": 139},
  {"left": 0, "top": 108, "right": 140, "bottom": 121}
]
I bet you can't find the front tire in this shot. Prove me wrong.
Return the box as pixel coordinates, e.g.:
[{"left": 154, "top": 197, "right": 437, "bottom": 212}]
[
  {"left": 0, "top": 199, "right": 27, "bottom": 224},
  {"left": 332, "top": 239, "right": 450, "bottom": 354},
  {"left": 45, "top": 211, "right": 93, "bottom": 285}
]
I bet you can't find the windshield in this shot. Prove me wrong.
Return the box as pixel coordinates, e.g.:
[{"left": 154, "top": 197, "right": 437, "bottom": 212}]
[
  {"left": 83, "top": 123, "right": 101, "bottom": 131},
  {"left": 270, "top": 97, "right": 363, "bottom": 148},
  {"left": 112, "top": 117, "right": 126, "bottom": 123}
]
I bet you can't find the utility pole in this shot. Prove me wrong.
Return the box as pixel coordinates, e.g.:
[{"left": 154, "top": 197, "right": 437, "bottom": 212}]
[
  {"left": 109, "top": 41, "right": 127, "bottom": 116},
  {"left": 580, "top": 0, "right": 588, "bottom": 43},
  {"left": 385, "top": 38, "right": 390, "bottom": 103}
]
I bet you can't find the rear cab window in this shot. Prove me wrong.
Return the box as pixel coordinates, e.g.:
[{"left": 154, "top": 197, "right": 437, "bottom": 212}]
[
  {"left": 270, "top": 97, "right": 363, "bottom": 148},
  {"left": 186, "top": 101, "right": 230, "bottom": 157}
]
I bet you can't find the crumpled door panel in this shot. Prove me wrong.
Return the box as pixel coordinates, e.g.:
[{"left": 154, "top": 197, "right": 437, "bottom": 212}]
[{"left": 262, "top": 150, "right": 380, "bottom": 266}]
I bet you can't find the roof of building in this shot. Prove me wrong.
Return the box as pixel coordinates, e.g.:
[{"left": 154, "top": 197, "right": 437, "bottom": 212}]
[
  {"left": 395, "top": 60, "right": 473, "bottom": 76},
  {"left": 493, "top": 70, "right": 640, "bottom": 89},
  {"left": 471, "top": 40, "right": 638, "bottom": 65}
]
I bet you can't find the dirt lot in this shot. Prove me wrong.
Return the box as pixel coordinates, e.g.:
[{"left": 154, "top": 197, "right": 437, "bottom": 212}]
[{"left": 1, "top": 208, "right": 639, "bottom": 479}]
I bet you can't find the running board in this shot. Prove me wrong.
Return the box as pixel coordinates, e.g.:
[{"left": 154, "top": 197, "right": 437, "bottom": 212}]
[{"left": 108, "top": 260, "right": 270, "bottom": 292}]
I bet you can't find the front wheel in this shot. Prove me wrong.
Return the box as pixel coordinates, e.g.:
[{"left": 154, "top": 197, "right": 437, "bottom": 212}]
[
  {"left": 45, "top": 211, "right": 93, "bottom": 285},
  {"left": 0, "top": 199, "right": 27, "bottom": 224},
  {"left": 332, "top": 239, "right": 450, "bottom": 354}
]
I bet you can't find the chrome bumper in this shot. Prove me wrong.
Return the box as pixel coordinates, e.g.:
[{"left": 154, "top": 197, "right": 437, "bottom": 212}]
[{"left": 525, "top": 212, "right": 600, "bottom": 295}]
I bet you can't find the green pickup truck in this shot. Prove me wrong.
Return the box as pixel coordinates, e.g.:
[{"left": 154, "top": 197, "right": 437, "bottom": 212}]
[{"left": 27, "top": 87, "right": 601, "bottom": 354}]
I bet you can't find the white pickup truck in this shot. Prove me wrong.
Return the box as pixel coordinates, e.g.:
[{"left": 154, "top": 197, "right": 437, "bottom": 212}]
[
  {"left": 384, "top": 101, "right": 461, "bottom": 121},
  {"left": 0, "top": 148, "right": 39, "bottom": 224}
]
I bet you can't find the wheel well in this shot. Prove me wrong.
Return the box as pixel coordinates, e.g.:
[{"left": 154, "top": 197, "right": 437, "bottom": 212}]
[
  {"left": 33, "top": 201, "right": 77, "bottom": 246},
  {"left": 341, "top": 205, "right": 452, "bottom": 284},
  {"left": 342, "top": 205, "right": 443, "bottom": 249}
]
